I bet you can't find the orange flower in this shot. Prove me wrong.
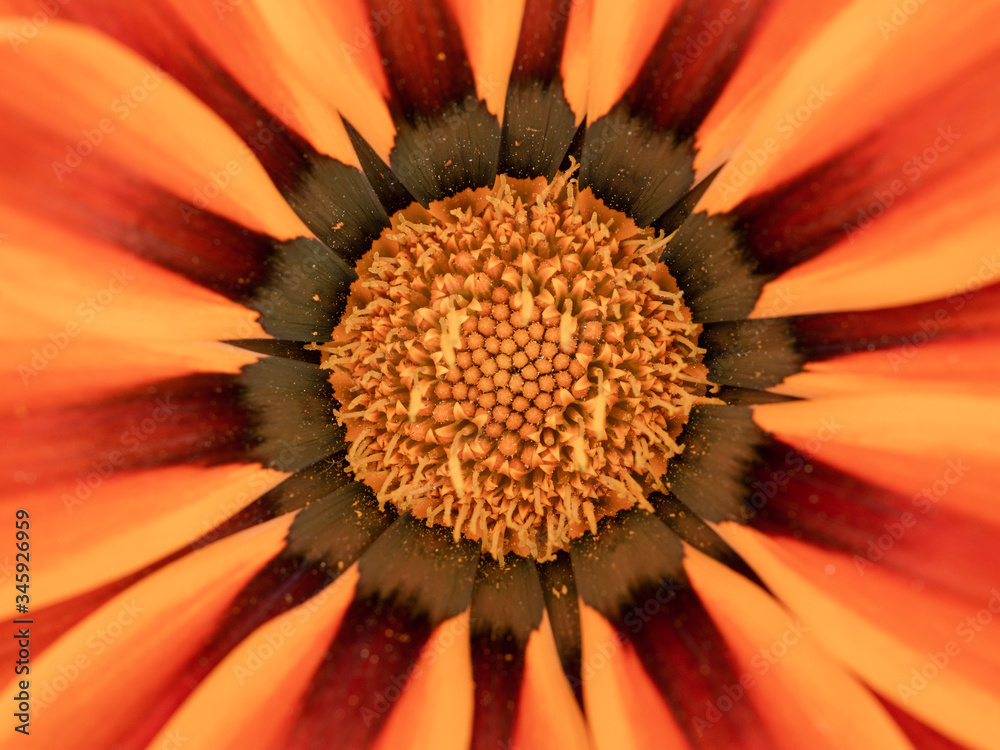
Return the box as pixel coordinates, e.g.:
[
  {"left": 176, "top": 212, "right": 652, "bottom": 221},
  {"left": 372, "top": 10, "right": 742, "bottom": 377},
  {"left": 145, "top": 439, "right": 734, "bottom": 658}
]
[{"left": 2, "top": 1, "right": 999, "bottom": 748}]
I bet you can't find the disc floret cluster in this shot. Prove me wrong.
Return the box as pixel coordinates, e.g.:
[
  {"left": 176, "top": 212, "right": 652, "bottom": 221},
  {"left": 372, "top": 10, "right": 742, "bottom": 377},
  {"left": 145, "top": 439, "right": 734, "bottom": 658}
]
[{"left": 320, "top": 167, "right": 715, "bottom": 560}]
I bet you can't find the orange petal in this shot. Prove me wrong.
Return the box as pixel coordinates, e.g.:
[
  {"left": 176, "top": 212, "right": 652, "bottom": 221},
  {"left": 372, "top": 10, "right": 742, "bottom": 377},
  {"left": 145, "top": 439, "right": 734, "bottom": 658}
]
[
  {"left": 0, "top": 210, "right": 265, "bottom": 345},
  {"left": 697, "top": 0, "right": 855, "bottom": 173},
  {"left": 4, "top": 464, "right": 285, "bottom": 609},
  {"left": 584, "top": 0, "right": 681, "bottom": 121},
  {"left": 560, "top": 0, "right": 594, "bottom": 120},
  {"left": 46, "top": 0, "right": 360, "bottom": 168},
  {"left": 879, "top": 697, "right": 972, "bottom": 750},
  {"left": 513, "top": 612, "right": 593, "bottom": 750},
  {"left": 792, "top": 439, "right": 1000, "bottom": 533},
  {"left": 747, "top": 440, "right": 1000, "bottom": 606},
  {"left": 759, "top": 535, "right": 1000, "bottom": 693},
  {"left": 780, "top": 336, "right": 1000, "bottom": 399},
  {"left": 578, "top": 602, "right": 690, "bottom": 750},
  {"left": 448, "top": 0, "right": 525, "bottom": 121},
  {"left": 370, "top": 612, "right": 475, "bottom": 750},
  {"left": 157, "top": 0, "right": 359, "bottom": 163},
  {"left": 779, "top": 279, "right": 1000, "bottom": 391},
  {"left": 234, "top": 0, "right": 397, "bottom": 162},
  {"left": 705, "top": 32, "right": 1000, "bottom": 316},
  {"left": 753, "top": 392, "right": 1000, "bottom": 471},
  {"left": 685, "top": 545, "right": 916, "bottom": 750},
  {"left": 0, "top": 514, "right": 293, "bottom": 749},
  {"left": 752, "top": 392, "right": 1000, "bottom": 526},
  {"left": 0, "top": 19, "right": 311, "bottom": 240},
  {"left": 149, "top": 567, "right": 359, "bottom": 750},
  {"left": 701, "top": 0, "right": 1000, "bottom": 212},
  {"left": 3, "top": 369, "right": 255, "bottom": 491},
  {"left": 717, "top": 523, "right": 1000, "bottom": 750},
  {"left": 1, "top": 339, "right": 256, "bottom": 413},
  {"left": 753, "top": 125, "right": 1000, "bottom": 316}
]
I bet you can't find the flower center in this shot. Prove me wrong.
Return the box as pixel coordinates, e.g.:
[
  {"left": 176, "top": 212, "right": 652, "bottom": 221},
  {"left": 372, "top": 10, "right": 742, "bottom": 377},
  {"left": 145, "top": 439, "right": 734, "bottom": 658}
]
[{"left": 318, "top": 166, "right": 715, "bottom": 561}]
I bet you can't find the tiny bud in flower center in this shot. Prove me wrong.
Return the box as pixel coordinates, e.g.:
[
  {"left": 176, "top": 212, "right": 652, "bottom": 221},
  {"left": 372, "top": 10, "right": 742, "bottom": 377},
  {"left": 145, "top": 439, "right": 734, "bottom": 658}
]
[{"left": 317, "top": 165, "right": 716, "bottom": 561}]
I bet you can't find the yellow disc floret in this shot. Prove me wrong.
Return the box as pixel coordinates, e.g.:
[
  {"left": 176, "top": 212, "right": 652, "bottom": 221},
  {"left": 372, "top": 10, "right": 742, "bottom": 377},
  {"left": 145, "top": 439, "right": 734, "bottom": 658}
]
[{"left": 317, "top": 164, "right": 716, "bottom": 561}]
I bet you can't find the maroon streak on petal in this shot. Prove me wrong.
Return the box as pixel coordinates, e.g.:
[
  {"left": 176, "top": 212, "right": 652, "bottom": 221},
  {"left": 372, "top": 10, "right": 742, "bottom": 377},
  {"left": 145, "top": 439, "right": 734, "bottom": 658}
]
[
  {"left": 623, "top": 0, "right": 771, "bottom": 141},
  {"left": 1, "top": 119, "right": 270, "bottom": 302},
  {"left": 364, "top": 0, "right": 500, "bottom": 201},
  {"left": 571, "top": 511, "right": 774, "bottom": 749},
  {"left": 2, "top": 373, "right": 251, "bottom": 491},
  {"left": 579, "top": 0, "right": 769, "bottom": 225},
  {"left": 289, "top": 597, "right": 433, "bottom": 749},
  {"left": 0, "top": 474, "right": 308, "bottom": 668},
  {"left": 2, "top": 358, "right": 345, "bottom": 493},
  {"left": 536, "top": 551, "right": 584, "bottom": 705},
  {"left": 747, "top": 443, "right": 1000, "bottom": 604},
  {"left": 469, "top": 556, "right": 545, "bottom": 750},
  {"left": 2, "top": 458, "right": 364, "bottom": 686},
  {"left": 508, "top": 0, "right": 570, "bottom": 83},
  {"left": 364, "top": 0, "right": 474, "bottom": 118},
  {"left": 876, "top": 694, "right": 968, "bottom": 750},
  {"left": 733, "top": 47, "right": 1000, "bottom": 276},
  {"left": 0, "top": 464, "right": 378, "bottom": 724},
  {"left": 791, "top": 280, "right": 1000, "bottom": 360},
  {"left": 694, "top": 279, "right": 1000, "bottom": 387},
  {"left": 285, "top": 514, "right": 479, "bottom": 749},
  {"left": 112, "top": 480, "right": 392, "bottom": 750},
  {"left": 63, "top": 3, "right": 311, "bottom": 182},
  {"left": 1, "top": 114, "right": 358, "bottom": 339},
  {"left": 61, "top": 2, "right": 392, "bottom": 257},
  {"left": 627, "top": 586, "right": 774, "bottom": 750},
  {"left": 2, "top": 380, "right": 350, "bottom": 667},
  {"left": 113, "top": 557, "right": 330, "bottom": 750},
  {"left": 499, "top": 0, "right": 579, "bottom": 179},
  {"left": 0, "top": 578, "right": 132, "bottom": 670}
]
